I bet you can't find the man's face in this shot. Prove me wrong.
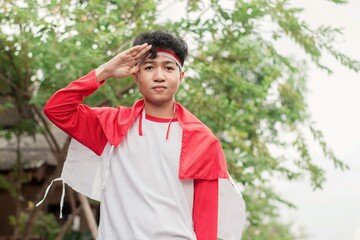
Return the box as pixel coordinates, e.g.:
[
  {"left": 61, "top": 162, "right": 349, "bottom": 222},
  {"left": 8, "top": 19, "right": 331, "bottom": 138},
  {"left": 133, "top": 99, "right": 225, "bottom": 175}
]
[{"left": 133, "top": 55, "right": 184, "bottom": 107}]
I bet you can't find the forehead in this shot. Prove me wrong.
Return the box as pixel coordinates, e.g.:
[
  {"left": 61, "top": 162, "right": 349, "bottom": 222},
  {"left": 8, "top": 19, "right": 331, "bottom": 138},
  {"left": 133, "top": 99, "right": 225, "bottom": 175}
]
[{"left": 141, "top": 55, "right": 176, "bottom": 64}]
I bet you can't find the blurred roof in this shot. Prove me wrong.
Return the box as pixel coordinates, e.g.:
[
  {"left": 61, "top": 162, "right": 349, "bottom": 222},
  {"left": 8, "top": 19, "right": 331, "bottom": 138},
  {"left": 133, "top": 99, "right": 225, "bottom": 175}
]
[{"left": 0, "top": 126, "right": 68, "bottom": 171}]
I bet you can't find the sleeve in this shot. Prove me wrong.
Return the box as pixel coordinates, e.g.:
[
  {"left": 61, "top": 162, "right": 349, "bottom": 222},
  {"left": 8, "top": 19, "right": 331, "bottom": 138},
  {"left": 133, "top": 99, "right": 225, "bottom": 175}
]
[
  {"left": 43, "top": 70, "right": 107, "bottom": 156},
  {"left": 193, "top": 179, "right": 219, "bottom": 240}
]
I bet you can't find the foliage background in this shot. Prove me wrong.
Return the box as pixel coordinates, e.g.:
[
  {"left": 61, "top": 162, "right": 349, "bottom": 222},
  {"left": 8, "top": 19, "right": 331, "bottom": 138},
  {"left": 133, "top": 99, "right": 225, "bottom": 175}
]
[{"left": 0, "top": 0, "right": 359, "bottom": 239}]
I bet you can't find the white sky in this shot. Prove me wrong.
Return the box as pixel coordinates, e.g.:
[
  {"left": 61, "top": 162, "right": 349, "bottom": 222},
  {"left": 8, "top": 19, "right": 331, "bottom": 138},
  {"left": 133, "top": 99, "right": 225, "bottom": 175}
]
[
  {"left": 158, "top": 1, "right": 360, "bottom": 239},
  {"left": 274, "top": 1, "right": 360, "bottom": 240}
]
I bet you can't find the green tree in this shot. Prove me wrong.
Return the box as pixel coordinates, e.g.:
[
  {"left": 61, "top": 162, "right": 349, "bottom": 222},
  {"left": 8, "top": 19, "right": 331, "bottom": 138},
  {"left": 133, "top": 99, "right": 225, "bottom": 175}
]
[{"left": 0, "top": 0, "right": 358, "bottom": 239}]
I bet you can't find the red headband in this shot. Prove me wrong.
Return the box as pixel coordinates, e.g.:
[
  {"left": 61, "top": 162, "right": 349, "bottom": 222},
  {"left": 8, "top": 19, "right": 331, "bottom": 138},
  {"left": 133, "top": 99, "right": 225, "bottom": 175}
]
[
  {"left": 137, "top": 48, "right": 183, "bottom": 68},
  {"left": 156, "top": 48, "right": 183, "bottom": 66}
]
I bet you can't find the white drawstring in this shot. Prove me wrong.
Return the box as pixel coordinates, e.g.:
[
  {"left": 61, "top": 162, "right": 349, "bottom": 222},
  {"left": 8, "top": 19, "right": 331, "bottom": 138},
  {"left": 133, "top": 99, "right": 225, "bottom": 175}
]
[
  {"left": 59, "top": 180, "right": 65, "bottom": 219},
  {"left": 36, "top": 177, "right": 65, "bottom": 219},
  {"left": 165, "top": 104, "right": 177, "bottom": 141},
  {"left": 139, "top": 104, "right": 177, "bottom": 141}
]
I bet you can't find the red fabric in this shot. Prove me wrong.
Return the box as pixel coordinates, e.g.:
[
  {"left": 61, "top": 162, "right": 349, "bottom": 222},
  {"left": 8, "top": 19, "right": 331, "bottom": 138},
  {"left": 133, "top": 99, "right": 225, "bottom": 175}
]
[
  {"left": 193, "top": 179, "right": 219, "bottom": 240},
  {"left": 44, "top": 70, "right": 228, "bottom": 237},
  {"left": 176, "top": 105, "right": 228, "bottom": 180},
  {"left": 45, "top": 70, "right": 229, "bottom": 180},
  {"left": 92, "top": 100, "right": 229, "bottom": 180},
  {"left": 43, "top": 71, "right": 107, "bottom": 155}
]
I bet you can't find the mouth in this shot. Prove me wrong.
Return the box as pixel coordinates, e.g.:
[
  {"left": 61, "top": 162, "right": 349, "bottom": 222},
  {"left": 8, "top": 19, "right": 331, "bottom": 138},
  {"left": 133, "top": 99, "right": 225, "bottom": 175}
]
[{"left": 152, "top": 85, "right": 167, "bottom": 90}]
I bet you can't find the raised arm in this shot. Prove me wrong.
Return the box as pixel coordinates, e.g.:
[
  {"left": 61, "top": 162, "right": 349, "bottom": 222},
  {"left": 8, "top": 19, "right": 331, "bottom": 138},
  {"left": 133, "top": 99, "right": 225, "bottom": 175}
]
[
  {"left": 96, "top": 43, "right": 152, "bottom": 82},
  {"left": 44, "top": 70, "right": 108, "bottom": 155},
  {"left": 44, "top": 43, "right": 152, "bottom": 155}
]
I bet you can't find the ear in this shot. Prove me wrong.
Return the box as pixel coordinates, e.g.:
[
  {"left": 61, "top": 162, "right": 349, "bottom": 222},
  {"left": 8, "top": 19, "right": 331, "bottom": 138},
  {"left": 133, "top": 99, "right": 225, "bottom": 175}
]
[
  {"left": 132, "top": 73, "right": 139, "bottom": 84},
  {"left": 179, "top": 71, "right": 185, "bottom": 83}
]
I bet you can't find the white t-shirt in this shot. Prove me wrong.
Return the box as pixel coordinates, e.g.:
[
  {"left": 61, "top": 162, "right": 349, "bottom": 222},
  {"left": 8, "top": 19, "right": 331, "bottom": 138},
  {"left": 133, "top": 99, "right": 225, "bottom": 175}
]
[{"left": 97, "top": 113, "right": 196, "bottom": 240}]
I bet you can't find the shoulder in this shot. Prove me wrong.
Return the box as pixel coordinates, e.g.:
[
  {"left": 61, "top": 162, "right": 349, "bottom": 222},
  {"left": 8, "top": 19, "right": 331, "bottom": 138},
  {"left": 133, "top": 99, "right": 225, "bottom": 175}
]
[
  {"left": 88, "top": 100, "right": 144, "bottom": 146},
  {"left": 91, "top": 99, "right": 144, "bottom": 120},
  {"left": 91, "top": 106, "right": 131, "bottom": 118},
  {"left": 176, "top": 103, "right": 216, "bottom": 138}
]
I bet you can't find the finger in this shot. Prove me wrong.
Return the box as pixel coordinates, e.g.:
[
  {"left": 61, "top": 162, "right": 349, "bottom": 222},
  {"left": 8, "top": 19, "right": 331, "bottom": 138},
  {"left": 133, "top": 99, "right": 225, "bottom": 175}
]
[
  {"left": 123, "top": 46, "right": 142, "bottom": 58},
  {"left": 132, "top": 43, "right": 151, "bottom": 58},
  {"left": 127, "top": 43, "right": 148, "bottom": 56},
  {"left": 134, "top": 44, "right": 152, "bottom": 61},
  {"left": 116, "top": 46, "right": 142, "bottom": 63}
]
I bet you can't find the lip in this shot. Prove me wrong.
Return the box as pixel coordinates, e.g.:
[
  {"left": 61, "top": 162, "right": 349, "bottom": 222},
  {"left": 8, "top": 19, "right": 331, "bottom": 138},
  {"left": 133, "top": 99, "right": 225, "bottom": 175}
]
[{"left": 152, "top": 85, "right": 167, "bottom": 90}]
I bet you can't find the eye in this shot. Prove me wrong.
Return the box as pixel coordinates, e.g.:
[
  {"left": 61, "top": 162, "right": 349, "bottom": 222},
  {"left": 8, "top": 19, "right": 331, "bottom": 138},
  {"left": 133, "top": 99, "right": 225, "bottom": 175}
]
[
  {"left": 165, "top": 66, "right": 175, "bottom": 71},
  {"left": 144, "top": 66, "right": 153, "bottom": 70}
]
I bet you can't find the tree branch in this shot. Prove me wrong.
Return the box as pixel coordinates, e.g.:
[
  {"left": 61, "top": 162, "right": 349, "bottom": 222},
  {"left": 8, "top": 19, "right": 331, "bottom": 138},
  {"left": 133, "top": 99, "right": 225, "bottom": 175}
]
[
  {"left": 95, "top": 82, "right": 136, "bottom": 107},
  {"left": 56, "top": 206, "right": 82, "bottom": 240},
  {"left": 77, "top": 193, "right": 98, "bottom": 239},
  {"left": 32, "top": 105, "right": 63, "bottom": 159}
]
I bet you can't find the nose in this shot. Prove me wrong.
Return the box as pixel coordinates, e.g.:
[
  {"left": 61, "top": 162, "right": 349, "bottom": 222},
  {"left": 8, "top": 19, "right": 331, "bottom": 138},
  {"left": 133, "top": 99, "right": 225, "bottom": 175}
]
[{"left": 153, "top": 67, "right": 165, "bottom": 82}]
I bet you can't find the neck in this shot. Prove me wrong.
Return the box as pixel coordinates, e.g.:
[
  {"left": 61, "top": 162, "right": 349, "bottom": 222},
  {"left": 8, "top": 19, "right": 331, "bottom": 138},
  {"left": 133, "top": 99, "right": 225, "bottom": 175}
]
[{"left": 144, "top": 99, "right": 176, "bottom": 118}]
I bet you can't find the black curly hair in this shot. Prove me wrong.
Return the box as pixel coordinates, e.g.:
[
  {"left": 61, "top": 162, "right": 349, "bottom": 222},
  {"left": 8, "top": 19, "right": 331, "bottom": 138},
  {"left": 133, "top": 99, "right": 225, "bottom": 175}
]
[{"left": 133, "top": 30, "right": 188, "bottom": 66}]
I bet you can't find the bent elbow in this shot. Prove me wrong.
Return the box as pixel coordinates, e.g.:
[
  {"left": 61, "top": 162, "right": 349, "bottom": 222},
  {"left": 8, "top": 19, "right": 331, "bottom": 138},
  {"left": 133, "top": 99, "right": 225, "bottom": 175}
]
[{"left": 43, "top": 102, "right": 52, "bottom": 119}]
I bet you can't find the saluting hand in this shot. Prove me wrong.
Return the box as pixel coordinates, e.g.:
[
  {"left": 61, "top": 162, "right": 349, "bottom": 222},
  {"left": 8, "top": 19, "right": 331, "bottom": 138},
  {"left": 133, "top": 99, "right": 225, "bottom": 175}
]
[{"left": 95, "top": 43, "right": 152, "bottom": 82}]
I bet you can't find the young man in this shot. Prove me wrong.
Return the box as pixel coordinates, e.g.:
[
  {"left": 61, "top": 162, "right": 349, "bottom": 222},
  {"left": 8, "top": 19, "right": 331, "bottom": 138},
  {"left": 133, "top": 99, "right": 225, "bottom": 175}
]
[{"left": 40, "top": 30, "right": 246, "bottom": 239}]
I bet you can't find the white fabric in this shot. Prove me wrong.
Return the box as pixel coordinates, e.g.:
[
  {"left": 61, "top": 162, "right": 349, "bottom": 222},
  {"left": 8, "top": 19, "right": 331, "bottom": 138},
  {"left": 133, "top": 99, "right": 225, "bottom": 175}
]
[
  {"left": 37, "top": 118, "right": 247, "bottom": 239},
  {"left": 218, "top": 177, "right": 247, "bottom": 240},
  {"left": 101, "top": 145, "right": 114, "bottom": 190},
  {"left": 97, "top": 116, "right": 196, "bottom": 240},
  {"left": 61, "top": 139, "right": 104, "bottom": 201}
]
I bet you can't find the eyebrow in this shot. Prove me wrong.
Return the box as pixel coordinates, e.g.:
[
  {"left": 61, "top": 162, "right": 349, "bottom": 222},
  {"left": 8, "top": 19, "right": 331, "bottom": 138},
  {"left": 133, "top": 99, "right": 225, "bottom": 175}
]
[{"left": 141, "top": 60, "right": 176, "bottom": 65}]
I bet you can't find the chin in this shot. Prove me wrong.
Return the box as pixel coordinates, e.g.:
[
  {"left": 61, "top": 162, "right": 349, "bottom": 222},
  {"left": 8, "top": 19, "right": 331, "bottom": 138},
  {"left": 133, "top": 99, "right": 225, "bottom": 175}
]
[{"left": 145, "top": 97, "right": 174, "bottom": 107}]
